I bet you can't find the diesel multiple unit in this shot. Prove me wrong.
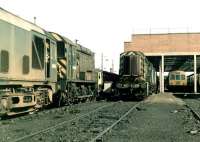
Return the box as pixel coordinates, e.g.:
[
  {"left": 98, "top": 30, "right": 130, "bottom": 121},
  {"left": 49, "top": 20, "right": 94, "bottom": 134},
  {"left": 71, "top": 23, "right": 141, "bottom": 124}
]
[
  {"left": 166, "top": 70, "right": 187, "bottom": 92},
  {"left": 0, "top": 8, "right": 95, "bottom": 116}
]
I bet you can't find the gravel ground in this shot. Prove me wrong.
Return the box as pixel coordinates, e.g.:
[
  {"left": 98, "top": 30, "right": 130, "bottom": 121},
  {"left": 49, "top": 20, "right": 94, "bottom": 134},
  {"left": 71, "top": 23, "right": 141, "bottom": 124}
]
[
  {"left": 24, "top": 101, "right": 139, "bottom": 142},
  {"left": 182, "top": 98, "right": 200, "bottom": 134},
  {"left": 0, "top": 101, "right": 111, "bottom": 142},
  {"left": 104, "top": 94, "right": 200, "bottom": 142},
  {"left": 183, "top": 98, "right": 200, "bottom": 114},
  {"left": 1, "top": 94, "right": 200, "bottom": 142}
]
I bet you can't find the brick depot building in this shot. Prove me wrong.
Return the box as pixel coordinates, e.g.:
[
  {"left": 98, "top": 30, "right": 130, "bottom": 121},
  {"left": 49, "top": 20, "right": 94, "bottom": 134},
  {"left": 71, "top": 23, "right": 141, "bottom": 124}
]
[{"left": 124, "top": 33, "right": 200, "bottom": 93}]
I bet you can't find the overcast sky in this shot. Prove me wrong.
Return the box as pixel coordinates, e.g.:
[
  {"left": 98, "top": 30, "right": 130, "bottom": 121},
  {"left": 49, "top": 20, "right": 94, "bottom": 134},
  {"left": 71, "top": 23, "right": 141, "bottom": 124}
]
[{"left": 1, "top": 0, "right": 200, "bottom": 73}]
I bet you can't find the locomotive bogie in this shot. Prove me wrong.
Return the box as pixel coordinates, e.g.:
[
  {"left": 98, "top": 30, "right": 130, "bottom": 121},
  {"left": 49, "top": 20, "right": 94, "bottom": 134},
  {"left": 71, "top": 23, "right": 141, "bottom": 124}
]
[{"left": 0, "top": 89, "right": 36, "bottom": 116}]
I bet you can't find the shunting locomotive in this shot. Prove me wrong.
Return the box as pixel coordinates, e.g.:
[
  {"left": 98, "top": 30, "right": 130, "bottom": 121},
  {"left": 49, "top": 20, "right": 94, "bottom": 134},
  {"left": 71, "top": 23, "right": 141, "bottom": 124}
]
[{"left": 115, "top": 51, "right": 157, "bottom": 99}]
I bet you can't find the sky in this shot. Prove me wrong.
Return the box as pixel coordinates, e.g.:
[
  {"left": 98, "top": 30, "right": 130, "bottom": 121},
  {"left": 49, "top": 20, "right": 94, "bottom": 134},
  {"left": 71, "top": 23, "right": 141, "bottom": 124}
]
[{"left": 1, "top": 0, "right": 200, "bottom": 73}]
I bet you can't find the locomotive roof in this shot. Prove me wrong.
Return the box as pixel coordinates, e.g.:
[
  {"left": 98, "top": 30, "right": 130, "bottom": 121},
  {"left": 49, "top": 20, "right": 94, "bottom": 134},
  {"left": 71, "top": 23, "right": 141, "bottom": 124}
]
[
  {"left": 77, "top": 44, "right": 94, "bottom": 56},
  {"left": 120, "top": 51, "right": 145, "bottom": 57},
  {"left": 120, "top": 51, "right": 155, "bottom": 70},
  {"left": 45, "top": 31, "right": 57, "bottom": 41},
  {"left": 50, "top": 32, "right": 94, "bottom": 55},
  {"left": 0, "top": 7, "right": 45, "bottom": 34},
  {"left": 50, "top": 32, "right": 76, "bottom": 45}
]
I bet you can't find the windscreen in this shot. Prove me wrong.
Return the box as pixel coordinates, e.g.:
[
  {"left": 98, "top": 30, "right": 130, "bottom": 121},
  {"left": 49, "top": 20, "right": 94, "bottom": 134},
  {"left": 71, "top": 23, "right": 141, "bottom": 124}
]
[
  {"left": 122, "top": 55, "right": 141, "bottom": 76},
  {"left": 131, "top": 55, "right": 140, "bottom": 76}
]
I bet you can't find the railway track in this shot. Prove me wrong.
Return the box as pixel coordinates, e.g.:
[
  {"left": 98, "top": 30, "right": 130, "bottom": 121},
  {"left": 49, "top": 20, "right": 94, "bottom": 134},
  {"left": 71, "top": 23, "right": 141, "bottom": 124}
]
[
  {"left": 0, "top": 101, "right": 112, "bottom": 142},
  {"left": 185, "top": 99, "right": 200, "bottom": 122},
  {"left": 89, "top": 102, "right": 142, "bottom": 142},
  {"left": 183, "top": 99, "right": 200, "bottom": 136},
  {"left": 23, "top": 102, "right": 140, "bottom": 141},
  {"left": 10, "top": 102, "right": 116, "bottom": 142},
  {"left": 11, "top": 101, "right": 142, "bottom": 142},
  {"left": 186, "top": 105, "right": 200, "bottom": 122},
  {"left": 0, "top": 101, "right": 94, "bottom": 122}
]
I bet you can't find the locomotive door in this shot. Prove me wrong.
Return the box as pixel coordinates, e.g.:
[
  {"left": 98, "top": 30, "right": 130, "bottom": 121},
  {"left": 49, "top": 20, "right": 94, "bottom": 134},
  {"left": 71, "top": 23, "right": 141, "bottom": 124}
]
[
  {"left": 31, "top": 31, "right": 46, "bottom": 80},
  {"left": 45, "top": 38, "right": 57, "bottom": 82},
  {"left": 45, "top": 39, "right": 51, "bottom": 78}
]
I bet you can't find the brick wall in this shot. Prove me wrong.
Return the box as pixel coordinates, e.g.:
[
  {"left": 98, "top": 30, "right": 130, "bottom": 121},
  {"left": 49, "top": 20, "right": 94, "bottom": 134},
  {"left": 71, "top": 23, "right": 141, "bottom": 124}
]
[{"left": 124, "top": 33, "right": 200, "bottom": 53}]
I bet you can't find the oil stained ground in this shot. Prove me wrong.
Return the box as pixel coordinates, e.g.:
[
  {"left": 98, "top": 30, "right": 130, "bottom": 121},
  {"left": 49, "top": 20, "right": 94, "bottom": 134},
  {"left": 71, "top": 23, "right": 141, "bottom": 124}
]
[{"left": 104, "top": 94, "right": 200, "bottom": 142}]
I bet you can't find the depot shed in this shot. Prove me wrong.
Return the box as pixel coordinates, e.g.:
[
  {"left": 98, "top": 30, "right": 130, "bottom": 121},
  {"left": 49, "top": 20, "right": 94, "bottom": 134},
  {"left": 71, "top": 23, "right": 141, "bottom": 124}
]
[{"left": 124, "top": 33, "right": 200, "bottom": 93}]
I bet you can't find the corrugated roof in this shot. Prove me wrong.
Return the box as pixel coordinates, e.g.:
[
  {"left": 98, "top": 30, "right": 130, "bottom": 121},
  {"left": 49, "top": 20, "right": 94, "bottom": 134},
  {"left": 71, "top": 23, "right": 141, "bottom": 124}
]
[{"left": 50, "top": 32, "right": 94, "bottom": 55}]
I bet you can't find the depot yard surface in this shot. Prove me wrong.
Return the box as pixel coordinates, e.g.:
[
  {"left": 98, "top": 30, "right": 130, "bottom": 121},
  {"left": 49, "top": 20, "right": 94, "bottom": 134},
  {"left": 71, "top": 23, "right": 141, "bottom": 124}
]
[
  {"left": 0, "top": 101, "right": 112, "bottom": 142},
  {"left": 1, "top": 94, "right": 200, "bottom": 142},
  {"left": 105, "top": 94, "right": 200, "bottom": 142}
]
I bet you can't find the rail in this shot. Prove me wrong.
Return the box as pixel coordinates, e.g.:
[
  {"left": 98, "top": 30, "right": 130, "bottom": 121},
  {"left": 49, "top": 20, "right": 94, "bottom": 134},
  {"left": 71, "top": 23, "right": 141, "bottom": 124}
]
[
  {"left": 185, "top": 104, "right": 200, "bottom": 122},
  {"left": 89, "top": 101, "right": 142, "bottom": 142}
]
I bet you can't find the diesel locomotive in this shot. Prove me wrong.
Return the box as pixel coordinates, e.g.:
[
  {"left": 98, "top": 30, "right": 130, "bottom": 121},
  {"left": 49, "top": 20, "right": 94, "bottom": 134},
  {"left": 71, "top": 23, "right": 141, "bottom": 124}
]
[
  {"left": 115, "top": 51, "right": 157, "bottom": 99},
  {"left": 0, "top": 8, "right": 96, "bottom": 116}
]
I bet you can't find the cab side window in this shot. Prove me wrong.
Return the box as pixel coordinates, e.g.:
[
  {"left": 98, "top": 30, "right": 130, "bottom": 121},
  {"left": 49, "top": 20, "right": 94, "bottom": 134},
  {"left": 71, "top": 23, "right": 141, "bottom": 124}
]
[{"left": 32, "top": 36, "right": 44, "bottom": 69}]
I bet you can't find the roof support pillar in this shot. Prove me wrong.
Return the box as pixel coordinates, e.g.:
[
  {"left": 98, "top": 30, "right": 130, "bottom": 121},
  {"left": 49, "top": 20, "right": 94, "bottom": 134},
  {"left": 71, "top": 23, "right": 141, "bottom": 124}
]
[
  {"left": 159, "top": 65, "right": 162, "bottom": 93},
  {"left": 161, "top": 55, "right": 164, "bottom": 93},
  {"left": 159, "top": 55, "right": 164, "bottom": 93},
  {"left": 194, "top": 54, "right": 197, "bottom": 93}
]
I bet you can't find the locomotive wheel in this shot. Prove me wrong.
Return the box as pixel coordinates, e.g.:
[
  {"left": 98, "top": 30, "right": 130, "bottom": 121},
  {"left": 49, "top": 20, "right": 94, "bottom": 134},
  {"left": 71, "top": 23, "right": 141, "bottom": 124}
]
[
  {"left": 53, "top": 91, "right": 67, "bottom": 107},
  {"left": 47, "top": 89, "right": 53, "bottom": 103}
]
